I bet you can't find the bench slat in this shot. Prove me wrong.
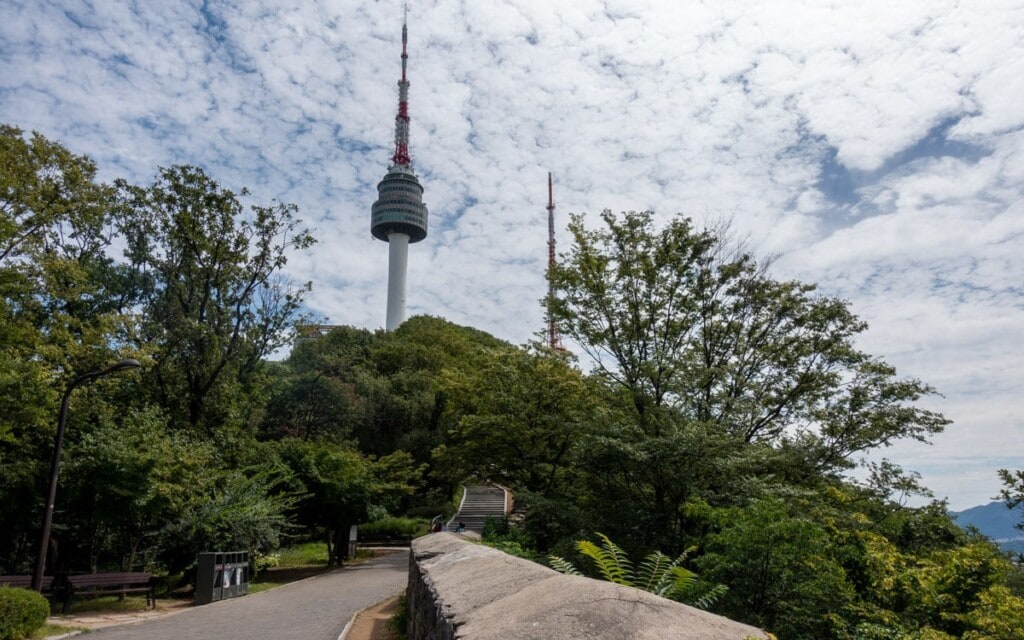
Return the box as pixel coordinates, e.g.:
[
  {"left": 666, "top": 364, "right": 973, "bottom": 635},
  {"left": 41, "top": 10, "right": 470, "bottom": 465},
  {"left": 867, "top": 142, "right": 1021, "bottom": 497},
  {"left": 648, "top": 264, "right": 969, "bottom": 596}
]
[
  {"left": 67, "top": 573, "right": 152, "bottom": 587},
  {"left": 0, "top": 575, "right": 57, "bottom": 591}
]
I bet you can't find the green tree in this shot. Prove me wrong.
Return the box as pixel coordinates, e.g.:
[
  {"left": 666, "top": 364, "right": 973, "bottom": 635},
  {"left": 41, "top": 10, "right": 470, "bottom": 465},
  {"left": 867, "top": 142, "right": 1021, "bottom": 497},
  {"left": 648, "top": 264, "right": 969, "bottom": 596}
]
[
  {"left": 550, "top": 210, "right": 719, "bottom": 436},
  {"left": 262, "top": 372, "right": 357, "bottom": 441},
  {"left": 60, "top": 406, "right": 207, "bottom": 572},
  {"left": 959, "top": 585, "right": 1024, "bottom": 640},
  {"left": 278, "top": 440, "right": 420, "bottom": 567},
  {"left": 157, "top": 467, "right": 296, "bottom": 577},
  {"left": 551, "top": 209, "right": 947, "bottom": 462},
  {"left": 697, "top": 497, "right": 855, "bottom": 640},
  {"left": 998, "top": 469, "right": 1024, "bottom": 533},
  {"left": 549, "top": 210, "right": 948, "bottom": 546},
  {"left": 360, "top": 316, "right": 509, "bottom": 458},
  {"left": 291, "top": 325, "right": 376, "bottom": 374},
  {"left": 0, "top": 125, "right": 129, "bottom": 572},
  {"left": 855, "top": 529, "right": 1024, "bottom": 639},
  {"left": 693, "top": 483, "right": 1024, "bottom": 640},
  {"left": 434, "top": 346, "right": 599, "bottom": 496},
  {"left": 263, "top": 326, "right": 377, "bottom": 443},
  {"left": 117, "top": 165, "right": 315, "bottom": 433}
]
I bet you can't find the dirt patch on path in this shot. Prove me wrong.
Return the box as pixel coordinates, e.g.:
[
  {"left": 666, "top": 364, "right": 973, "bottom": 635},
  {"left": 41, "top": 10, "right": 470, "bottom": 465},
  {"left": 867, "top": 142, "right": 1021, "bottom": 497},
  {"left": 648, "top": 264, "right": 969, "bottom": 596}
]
[
  {"left": 47, "top": 597, "right": 193, "bottom": 632},
  {"left": 344, "top": 594, "right": 402, "bottom": 640}
]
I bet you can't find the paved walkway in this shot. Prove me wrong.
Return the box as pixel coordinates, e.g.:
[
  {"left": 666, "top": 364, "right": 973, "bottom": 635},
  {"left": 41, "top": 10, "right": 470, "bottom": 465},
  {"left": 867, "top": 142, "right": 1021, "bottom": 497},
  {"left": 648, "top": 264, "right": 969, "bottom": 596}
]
[{"left": 87, "top": 550, "right": 409, "bottom": 640}]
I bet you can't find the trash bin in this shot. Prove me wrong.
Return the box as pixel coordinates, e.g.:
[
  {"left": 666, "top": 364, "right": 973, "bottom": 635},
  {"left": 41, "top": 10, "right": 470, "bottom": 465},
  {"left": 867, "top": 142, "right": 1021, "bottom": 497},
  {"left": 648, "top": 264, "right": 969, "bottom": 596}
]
[{"left": 195, "top": 551, "right": 250, "bottom": 604}]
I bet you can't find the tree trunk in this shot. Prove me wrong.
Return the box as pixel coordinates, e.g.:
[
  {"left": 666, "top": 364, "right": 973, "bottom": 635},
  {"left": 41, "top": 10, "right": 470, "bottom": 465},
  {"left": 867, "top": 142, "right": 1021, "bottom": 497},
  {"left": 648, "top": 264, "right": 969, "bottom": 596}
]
[
  {"left": 332, "top": 527, "right": 348, "bottom": 566},
  {"left": 325, "top": 530, "right": 336, "bottom": 567}
]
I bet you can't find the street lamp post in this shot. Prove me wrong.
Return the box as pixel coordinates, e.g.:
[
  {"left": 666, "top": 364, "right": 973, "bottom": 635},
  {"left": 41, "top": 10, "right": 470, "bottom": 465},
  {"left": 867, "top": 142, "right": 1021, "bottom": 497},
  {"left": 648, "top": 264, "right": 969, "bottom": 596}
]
[{"left": 31, "top": 359, "right": 141, "bottom": 592}]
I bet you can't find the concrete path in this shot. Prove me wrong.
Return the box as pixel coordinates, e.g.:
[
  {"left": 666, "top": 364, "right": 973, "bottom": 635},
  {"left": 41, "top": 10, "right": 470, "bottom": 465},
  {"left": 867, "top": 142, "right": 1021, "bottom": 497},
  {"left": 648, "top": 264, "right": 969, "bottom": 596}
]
[{"left": 88, "top": 550, "right": 409, "bottom": 640}]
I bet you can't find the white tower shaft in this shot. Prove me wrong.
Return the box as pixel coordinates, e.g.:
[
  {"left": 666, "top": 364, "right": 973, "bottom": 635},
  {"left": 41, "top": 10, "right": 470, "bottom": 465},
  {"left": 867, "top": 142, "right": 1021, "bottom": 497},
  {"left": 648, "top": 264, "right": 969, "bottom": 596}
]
[{"left": 386, "top": 232, "right": 410, "bottom": 331}]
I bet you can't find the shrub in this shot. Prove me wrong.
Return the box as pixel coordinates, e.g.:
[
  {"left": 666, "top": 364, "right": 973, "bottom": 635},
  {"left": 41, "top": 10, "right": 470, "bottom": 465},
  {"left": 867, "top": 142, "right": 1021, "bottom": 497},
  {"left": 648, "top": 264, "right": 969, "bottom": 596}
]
[
  {"left": 484, "top": 540, "right": 538, "bottom": 561},
  {"left": 481, "top": 515, "right": 509, "bottom": 539},
  {"left": 276, "top": 541, "right": 329, "bottom": 566},
  {"left": 549, "top": 533, "right": 727, "bottom": 609},
  {"left": 404, "top": 504, "right": 454, "bottom": 520},
  {"left": 366, "top": 504, "right": 390, "bottom": 522},
  {"left": 0, "top": 586, "right": 50, "bottom": 640},
  {"left": 252, "top": 552, "right": 281, "bottom": 575},
  {"left": 482, "top": 515, "right": 534, "bottom": 552},
  {"left": 359, "top": 517, "right": 425, "bottom": 537}
]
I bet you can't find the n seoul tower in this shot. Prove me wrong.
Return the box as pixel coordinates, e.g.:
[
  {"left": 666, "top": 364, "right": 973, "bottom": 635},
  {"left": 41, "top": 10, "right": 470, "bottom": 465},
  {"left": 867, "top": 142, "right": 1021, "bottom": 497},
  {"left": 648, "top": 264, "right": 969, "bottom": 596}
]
[{"left": 371, "top": 4, "right": 428, "bottom": 331}]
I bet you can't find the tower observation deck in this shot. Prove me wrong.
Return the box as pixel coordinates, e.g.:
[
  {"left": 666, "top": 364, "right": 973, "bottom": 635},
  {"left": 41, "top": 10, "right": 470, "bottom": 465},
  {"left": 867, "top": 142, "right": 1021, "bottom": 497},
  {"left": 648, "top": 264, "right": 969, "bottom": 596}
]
[
  {"left": 371, "top": 166, "right": 428, "bottom": 243},
  {"left": 371, "top": 5, "right": 428, "bottom": 330}
]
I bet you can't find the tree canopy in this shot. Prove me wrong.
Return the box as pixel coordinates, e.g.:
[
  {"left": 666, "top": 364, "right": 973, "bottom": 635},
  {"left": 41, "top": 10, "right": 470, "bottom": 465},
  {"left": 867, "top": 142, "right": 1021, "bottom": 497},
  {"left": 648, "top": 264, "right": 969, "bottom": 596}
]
[
  {"left": 1, "top": 126, "right": 1019, "bottom": 640},
  {"left": 551, "top": 209, "right": 948, "bottom": 462},
  {"left": 117, "top": 165, "right": 315, "bottom": 433}
]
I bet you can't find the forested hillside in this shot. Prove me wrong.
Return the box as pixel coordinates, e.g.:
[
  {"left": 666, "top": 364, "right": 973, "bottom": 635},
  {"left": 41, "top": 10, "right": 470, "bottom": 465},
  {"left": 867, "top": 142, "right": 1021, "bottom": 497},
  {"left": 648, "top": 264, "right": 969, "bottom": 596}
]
[
  {"left": 3, "top": 125, "right": 1023, "bottom": 639},
  {"left": 954, "top": 503, "right": 1024, "bottom": 542}
]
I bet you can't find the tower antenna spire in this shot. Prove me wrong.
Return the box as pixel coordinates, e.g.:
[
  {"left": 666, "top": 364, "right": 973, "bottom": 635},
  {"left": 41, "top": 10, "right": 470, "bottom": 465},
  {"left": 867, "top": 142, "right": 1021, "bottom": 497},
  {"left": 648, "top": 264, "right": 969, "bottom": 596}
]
[
  {"left": 546, "top": 172, "right": 563, "bottom": 351},
  {"left": 392, "top": 1, "right": 412, "bottom": 167},
  {"left": 371, "top": 4, "right": 429, "bottom": 331}
]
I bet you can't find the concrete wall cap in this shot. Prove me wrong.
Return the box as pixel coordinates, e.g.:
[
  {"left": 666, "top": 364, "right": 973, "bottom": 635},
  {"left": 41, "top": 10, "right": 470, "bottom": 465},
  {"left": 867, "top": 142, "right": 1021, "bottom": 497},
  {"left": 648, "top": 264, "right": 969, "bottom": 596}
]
[{"left": 409, "top": 532, "right": 769, "bottom": 640}]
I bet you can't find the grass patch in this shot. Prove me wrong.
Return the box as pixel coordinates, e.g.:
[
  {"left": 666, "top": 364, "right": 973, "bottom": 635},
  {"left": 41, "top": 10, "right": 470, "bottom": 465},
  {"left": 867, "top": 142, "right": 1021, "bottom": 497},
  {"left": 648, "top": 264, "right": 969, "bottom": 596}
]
[
  {"left": 246, "top": 581, "right": 277, "bottom": 594},
  {"left": 63, "top": 595, "right": 151, "bottom": 614},
  {"left": 388, "top": 593, "right": 409, "bottom": 640},
  {"left": 276, "top": 541, "right": 329, "bottom": 567},
  {"left": 248, "top": 547, "right": 391, "bottom": 593},
  {"left": 249, "top": 542, "right": 330, "bottom": 594}
]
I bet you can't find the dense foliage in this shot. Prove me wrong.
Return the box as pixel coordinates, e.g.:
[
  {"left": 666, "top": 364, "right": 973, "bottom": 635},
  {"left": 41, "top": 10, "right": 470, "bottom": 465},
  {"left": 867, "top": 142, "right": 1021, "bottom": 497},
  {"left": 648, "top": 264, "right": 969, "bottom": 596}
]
[
  {"left": 0, "top": 125, "right": 408, "bottom": 577},
  {"left": 0, "top": 586, "right": 49, "bottom": 640},
  {"left": 549, "top": 532, "right": 727, "bottom": 609},
  {"left": 2, "top": 126, "right": 1021, "bottom": 639}
]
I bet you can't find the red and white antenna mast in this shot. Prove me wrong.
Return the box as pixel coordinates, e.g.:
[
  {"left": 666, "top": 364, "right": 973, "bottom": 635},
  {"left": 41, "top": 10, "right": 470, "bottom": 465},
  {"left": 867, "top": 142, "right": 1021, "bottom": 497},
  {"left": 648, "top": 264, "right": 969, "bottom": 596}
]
[
  {"left": 546, "top": 172, "right": 563, "bottom": 351},
  {"left": 392, "top": 3, "right": 412, "bottom": 167}
]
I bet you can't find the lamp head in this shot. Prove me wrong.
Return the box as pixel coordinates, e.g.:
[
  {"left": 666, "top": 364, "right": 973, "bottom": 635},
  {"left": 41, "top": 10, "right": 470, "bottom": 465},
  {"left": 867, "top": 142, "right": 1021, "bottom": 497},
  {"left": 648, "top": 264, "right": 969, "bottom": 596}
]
[
  {"left": 112, "top": 359, "right": 141, "bottom": 371},
  {"left": 100, "top": 359, "right": 142, "bottom": 376}
]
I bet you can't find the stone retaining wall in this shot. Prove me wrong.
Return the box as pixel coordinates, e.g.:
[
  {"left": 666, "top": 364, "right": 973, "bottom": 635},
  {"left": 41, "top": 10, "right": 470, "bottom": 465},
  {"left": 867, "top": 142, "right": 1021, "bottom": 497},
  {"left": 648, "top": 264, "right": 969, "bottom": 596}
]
[{"left": 407, "top": 533, "right": 768, "bottom": 640}]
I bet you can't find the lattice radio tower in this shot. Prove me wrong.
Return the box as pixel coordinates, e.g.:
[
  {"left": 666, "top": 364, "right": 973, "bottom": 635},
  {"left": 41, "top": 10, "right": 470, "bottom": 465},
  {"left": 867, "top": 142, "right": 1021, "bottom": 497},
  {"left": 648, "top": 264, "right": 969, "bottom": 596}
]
[{"left": 546, "top": 172, "right": 563, "bottom": 351}]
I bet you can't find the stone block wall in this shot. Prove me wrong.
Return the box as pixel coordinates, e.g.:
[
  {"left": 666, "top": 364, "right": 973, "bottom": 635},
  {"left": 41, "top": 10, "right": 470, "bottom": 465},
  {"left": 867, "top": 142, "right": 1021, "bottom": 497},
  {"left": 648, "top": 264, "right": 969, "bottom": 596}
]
[{"left": 407, "top": 533, "right": 768, "bottom": 640}]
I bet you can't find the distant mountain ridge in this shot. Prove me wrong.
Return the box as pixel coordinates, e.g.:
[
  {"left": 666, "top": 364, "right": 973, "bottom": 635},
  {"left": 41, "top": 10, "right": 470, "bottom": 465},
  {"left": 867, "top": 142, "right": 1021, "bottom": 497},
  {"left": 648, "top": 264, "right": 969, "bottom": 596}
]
[{"left": 951, "top": 501, "right": 1024, "bottom": 552}]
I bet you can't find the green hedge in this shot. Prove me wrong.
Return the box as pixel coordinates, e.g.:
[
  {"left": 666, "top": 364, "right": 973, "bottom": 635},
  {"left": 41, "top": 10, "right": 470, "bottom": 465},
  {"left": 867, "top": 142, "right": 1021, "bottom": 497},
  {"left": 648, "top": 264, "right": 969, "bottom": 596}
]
[
  {"left": 0, "top": 586, "right": 49, "bottom": 640},
  {"left": 359, "top": 517, "right": 426, "bottom": 537},
  {"left": 404, "top": 504, "right": 454, "bottom": 519}
]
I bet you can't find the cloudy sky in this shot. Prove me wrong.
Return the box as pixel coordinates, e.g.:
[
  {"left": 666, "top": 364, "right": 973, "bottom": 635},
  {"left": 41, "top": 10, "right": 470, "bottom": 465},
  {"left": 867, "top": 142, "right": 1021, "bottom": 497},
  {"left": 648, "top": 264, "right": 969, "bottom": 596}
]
[{"left": 2, "top": 0, "right": 1021, "bottom": 510}]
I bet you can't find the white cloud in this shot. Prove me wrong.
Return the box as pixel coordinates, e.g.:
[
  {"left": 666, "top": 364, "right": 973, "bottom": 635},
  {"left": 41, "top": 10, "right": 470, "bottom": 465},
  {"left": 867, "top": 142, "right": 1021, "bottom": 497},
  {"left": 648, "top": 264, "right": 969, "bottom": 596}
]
[{"left": 2, "top": 0, "right": 1022, "bottom": 509}]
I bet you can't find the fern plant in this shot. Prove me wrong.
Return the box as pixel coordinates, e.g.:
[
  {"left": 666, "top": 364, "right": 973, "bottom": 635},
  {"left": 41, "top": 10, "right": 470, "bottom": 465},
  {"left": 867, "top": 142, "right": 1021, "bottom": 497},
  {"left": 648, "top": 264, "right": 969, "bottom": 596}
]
[{"left": 548, "top": 532, "right": 727, "bottom": 609}]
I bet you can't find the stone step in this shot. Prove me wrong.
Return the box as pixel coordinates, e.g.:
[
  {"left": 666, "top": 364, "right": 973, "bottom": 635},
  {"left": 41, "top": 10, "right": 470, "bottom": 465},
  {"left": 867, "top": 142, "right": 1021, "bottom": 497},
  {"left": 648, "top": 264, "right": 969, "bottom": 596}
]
[{"left": 449, "top": 485, "right": 508, "bottom": 533}]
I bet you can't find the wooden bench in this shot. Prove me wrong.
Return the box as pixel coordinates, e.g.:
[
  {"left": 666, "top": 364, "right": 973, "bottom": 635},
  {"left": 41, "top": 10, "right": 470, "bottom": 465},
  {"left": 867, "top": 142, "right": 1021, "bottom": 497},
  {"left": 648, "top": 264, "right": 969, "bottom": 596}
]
[
  {"left": 0, "top": 574, "right": 57, "bottom": 594},
  {"left": 63, "top": 572, "right": 154, "bottom": 613}
]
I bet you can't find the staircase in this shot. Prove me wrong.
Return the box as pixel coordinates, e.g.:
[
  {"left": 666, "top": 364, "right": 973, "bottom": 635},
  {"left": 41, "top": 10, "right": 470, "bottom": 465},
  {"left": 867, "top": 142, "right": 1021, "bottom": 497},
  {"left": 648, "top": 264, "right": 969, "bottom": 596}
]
[{"left": 449, "top": 485, "right": 507, "bottom": 533}]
